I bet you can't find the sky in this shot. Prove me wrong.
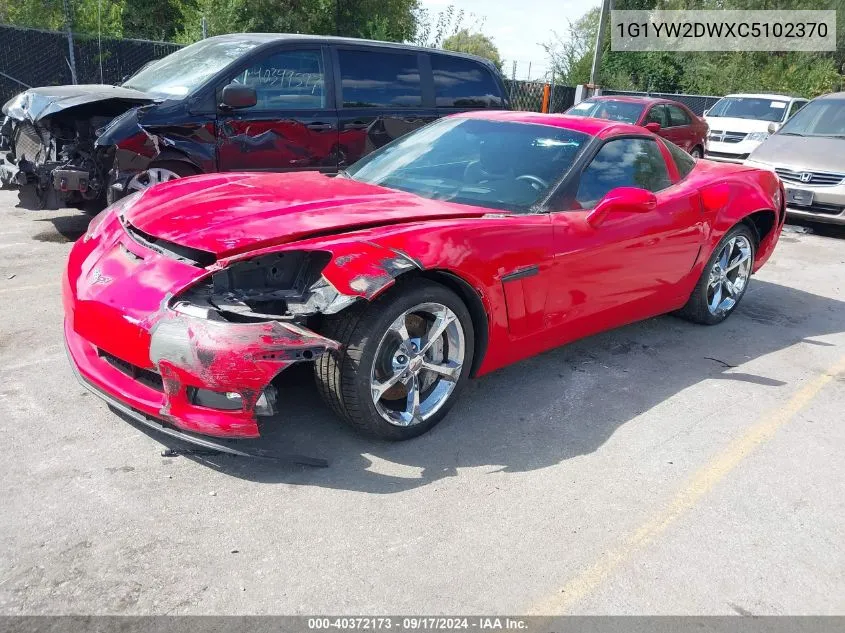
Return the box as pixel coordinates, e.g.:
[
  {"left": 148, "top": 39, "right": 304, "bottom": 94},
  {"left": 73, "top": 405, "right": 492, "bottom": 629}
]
[{"left": 419, "top": 0, "right": 600, "bottom": 80}]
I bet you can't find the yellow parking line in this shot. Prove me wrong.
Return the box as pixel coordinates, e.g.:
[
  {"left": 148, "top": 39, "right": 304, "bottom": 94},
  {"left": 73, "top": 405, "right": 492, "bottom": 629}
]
[{"left": 530, "top": 352, "right": 845, "bottom": 615}]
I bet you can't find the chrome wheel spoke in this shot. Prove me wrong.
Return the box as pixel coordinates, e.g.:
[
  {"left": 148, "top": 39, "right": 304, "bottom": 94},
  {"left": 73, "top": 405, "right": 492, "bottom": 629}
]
[
  {"left": 421, "top": 359, "right": 462, "bottom": 382},
  {"left": 371, "top": 369, "right": 404, "bottom": 402},
  {"left": 709, "top": 282, "right": 723, "bottom": 312},
  {"left": 388, "top": 314, "right": 412, "bottom": 350},
  {"left": 399, "top": 373, "right": 421, "bottom": 425},
  {"left": 706, "top": 235, "right": 753, "bottom": 316},
  {"left": 370, "top": 301, "right": 466, "bottom": 428},
  {"left": 388, "top": 314, "right": 410, "bottom": 339},
  {"left": 718, "top": 238, "right": 734, "bottom": 270},
  {"left": 419, "top": 309, "right": 456, "bottom": 355},
  {"left": 726, "top": 251, "right": 750, "bottom": 272}
]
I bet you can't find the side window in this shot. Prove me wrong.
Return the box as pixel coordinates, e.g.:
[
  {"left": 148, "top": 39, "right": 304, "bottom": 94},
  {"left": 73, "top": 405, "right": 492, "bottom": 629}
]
[
  {"left": 660, "top": 138, "right": 696, "bottom": 178},
  {"left": 575, "top": 138, "right": 673, "bottom": 209},
  {"left": 338, "top": 49, "right": 421, "bottom": 108},
  {"left": 431, "top": 55, "right": 503, "bottom": 108},
  {"left": 228, "top": 49, "right": 325, "bottom": 110},
  {"left": 644, "top": 105, "right": 668, "bottom": 127},
  {"left": 788, "top": 100, "right": 806, "bottom": 119},
  {"left": 667, "top": 105, "right": 691, "bottom": 127}
]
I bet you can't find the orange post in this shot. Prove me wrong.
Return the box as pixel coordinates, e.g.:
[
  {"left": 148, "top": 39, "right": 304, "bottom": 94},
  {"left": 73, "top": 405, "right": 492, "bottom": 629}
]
[{"left": 541, "top": 84, "right": 551, "bottom": 113}]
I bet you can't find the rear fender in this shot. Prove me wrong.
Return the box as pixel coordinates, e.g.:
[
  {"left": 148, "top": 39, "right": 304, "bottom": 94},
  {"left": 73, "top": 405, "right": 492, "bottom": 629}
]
[{"left": 699, "top": 171, "right": 782, "bottom": 271}]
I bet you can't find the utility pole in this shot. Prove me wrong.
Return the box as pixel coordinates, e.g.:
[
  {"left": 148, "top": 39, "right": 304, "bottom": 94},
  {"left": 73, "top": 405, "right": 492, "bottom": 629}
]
[
  {"left": 202, "top": 15, "right": 208, "bottom": 39},
  {"left": 63, "top": 0, "right": 77, "bottom": 84},
  {"left": 97, "top": 0, "right": 103, "bottom": 83},
  {"left": 589, "top": 0, "right": 611, "bottom": 87}
]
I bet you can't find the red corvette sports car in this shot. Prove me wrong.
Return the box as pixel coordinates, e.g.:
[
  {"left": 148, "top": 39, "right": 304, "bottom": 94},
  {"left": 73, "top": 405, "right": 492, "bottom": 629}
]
[{"left": 64, "top": 111, "right": 784, "bottom": 447}]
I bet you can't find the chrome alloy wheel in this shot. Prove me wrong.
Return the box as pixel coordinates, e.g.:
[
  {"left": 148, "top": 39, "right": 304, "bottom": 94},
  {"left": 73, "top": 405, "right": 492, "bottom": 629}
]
[
  {"left": 127, "top": 167, "right": 182, "bottom": 192},
  {"left": 370, "top": 302, "right": 466, "bottom": 427},
  {"left": 707, "top": 235, "right": 752, "bottom": 316}
]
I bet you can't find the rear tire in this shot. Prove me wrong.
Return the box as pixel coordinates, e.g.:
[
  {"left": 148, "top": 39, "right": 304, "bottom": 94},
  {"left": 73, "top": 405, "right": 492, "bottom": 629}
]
[
  {"left": 690, "top": 146, "right": 703, "bottom": 159},
  {"left": 677, "top": 223, "right": 756, "bottom": 325},
  {"left": 314, "top": 279, "right": 474, "bottom": 440}
]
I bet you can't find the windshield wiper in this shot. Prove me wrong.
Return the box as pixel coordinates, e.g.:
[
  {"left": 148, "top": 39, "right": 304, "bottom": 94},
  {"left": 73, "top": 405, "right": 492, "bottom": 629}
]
[{"left": 779, "top": 132, "right": 805, "bottom": 137}]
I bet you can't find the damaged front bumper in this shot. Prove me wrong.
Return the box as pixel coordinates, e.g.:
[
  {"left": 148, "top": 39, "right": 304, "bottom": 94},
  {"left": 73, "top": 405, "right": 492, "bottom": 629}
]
[
  {"left": 65, "top": 344, "right": 328, "bottom": 465},
  {"left": 64, "top": 312, "right": 339, "bottom": 440}
]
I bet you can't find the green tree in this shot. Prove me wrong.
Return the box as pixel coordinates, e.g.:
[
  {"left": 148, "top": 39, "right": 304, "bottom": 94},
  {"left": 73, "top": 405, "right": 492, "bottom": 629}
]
[
  {"left": 442, "top": 29, "right": 502, "bottom": 69},
  {"left": 543, "top": 7, "right": 599, "bottom": 85},
  {"left": 177, "top": 0, "right": 419, "bottom": 43},
  {"left": 121, "top": 0, "right": 184, "bottom": 40},
  {"left": 2, "top": 0, "right": 124, "bottom": 36},
  {"left": 412, "top": 4, "right": 464, "bottom": 47}
]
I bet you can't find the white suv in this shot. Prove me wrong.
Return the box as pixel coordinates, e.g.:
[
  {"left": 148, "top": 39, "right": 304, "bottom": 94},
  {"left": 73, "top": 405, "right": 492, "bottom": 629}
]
[{"left": 704, "top": 93, "right": 808, "bottom": 163}]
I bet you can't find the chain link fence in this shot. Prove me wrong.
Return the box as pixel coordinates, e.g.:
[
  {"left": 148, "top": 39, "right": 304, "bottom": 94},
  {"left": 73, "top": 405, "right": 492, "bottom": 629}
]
[
  {"left": 601, "top": 89, "right": 723, "bottom": 116},
  {"left": 505, "top": 80, "right": 576, "bottom": 114},
  {"left": 0, "top": 24, "right": 182, "bottom": 105}
]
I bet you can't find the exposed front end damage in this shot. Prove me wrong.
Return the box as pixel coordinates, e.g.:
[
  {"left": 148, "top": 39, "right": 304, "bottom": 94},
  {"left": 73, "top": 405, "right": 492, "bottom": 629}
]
[
  {"left": 1, "top": 86, "right": 154, "bottom": 209},
  {"left": 97, "top": 107, "right": 216, "bottom": 204},
  {"left": 64, "top": 202, "right": 422, "bottom": 440},
  {"left": 148, "top": 312, "right": 339, "bottom": 434}
]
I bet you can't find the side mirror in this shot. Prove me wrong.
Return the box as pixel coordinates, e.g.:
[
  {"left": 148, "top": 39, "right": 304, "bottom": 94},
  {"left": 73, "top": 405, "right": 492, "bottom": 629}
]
[
  {"left": 767, "top": 122, "right": 780, "bottom": 135},
  {"left": 587, "top": 187, "right": 657, "bottom": 228},
  {"left": 645, "top": 122, "right": 661, "bottom": 132},
  {"left": 703, "top": 109, "right": 710, "bottom": 117},
  {"left": 220, "top": 84, "right": 257, "bottom": 109}
]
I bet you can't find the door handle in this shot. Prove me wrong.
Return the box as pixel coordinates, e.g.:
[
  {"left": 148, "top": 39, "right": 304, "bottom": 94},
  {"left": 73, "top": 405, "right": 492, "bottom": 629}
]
[
  {"left": 306, "top": 122, "right": 335, "bottom": 131},
  {"left": 344, "top": 121, "right": 370, "bottom": 130}
]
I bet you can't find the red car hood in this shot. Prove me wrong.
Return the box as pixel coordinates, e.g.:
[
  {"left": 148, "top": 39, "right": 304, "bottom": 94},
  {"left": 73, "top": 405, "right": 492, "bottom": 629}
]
[{"left": 123, "top": 172, "right": 493, "bottom": 258}]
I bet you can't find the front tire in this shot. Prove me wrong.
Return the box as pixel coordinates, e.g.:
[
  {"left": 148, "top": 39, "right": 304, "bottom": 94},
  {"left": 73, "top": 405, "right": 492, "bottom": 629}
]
[
  {"left": 678, "top": 224, "right": 755, "bottom": 325},
  {"left": 126, "top": 161, "right": 199, "bottom": 194},
  {"left": 315, "top": 279, "right": 475, "bottom": 440},
  {"left": 690, "top": 146, "right": 703, "bottom": 159}
]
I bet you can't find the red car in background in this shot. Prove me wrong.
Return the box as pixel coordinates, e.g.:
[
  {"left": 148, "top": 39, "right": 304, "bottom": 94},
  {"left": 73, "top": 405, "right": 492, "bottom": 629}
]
[
  {"left": 567, "top": 96, "right": 708, "bottom": 158},
  {"left": 64, "top": 111, "right": 783, "bottom": 452}
]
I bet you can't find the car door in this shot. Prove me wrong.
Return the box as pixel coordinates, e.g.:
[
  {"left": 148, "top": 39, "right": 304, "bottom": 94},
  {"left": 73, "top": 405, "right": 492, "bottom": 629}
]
[
  {"left": 546, "top": 136, "right": 703, "bottom": 339},
  {"left": 216, "top": 46, "right": 339, "bottom": 172},
  {"left": 334, "top": 46, "right": 437, "bottom": 169},
  {"left": 664, "top": 104, "right": 695, "bottom": 150},
  {"left": 643, "top": 104, "right": 669, "bottom": 132}
]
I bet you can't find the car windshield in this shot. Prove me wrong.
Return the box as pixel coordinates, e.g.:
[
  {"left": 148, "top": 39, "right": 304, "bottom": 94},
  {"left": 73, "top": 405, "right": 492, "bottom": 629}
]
[
  {"left": 122, "top": 38, "right": 262, "bottom": 99},
  {"left": 566, "top": 99, "right": 644, "bottom": 124},
  {"left": 707, "top": 97, "right": 789, "bottom": 122},
  {"left": 777, "top": 99, "right": 845, "bottom": 138},
  {"left": 345, "top": 118, "right": 590, "bottom": 212}
]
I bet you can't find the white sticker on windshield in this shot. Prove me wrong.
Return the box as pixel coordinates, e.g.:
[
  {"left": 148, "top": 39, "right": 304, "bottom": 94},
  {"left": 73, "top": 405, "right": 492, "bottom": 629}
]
[{"left": 770, "top": 101, "right": 786, "bottom": 108}]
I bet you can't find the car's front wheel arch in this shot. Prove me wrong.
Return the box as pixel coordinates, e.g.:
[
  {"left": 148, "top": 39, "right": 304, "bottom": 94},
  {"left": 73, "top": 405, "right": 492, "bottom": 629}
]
[
  {"left": 313, "top": 277, "right": 476, "bottom": 439},
  {"left": 375, "top": 269, "right": 489, "bottom": 378}
]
